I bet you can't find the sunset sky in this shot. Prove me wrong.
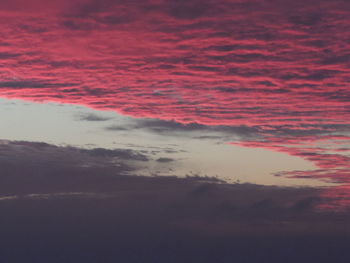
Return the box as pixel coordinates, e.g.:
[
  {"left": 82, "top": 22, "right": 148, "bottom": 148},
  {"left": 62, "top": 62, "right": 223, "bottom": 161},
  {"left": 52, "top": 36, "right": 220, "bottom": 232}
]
[{"left": 0, "top": 0, "right": 350, "bottom": 262}]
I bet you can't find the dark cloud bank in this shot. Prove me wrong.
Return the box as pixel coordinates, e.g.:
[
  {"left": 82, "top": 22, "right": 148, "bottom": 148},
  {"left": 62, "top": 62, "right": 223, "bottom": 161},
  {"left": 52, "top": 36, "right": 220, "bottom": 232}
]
[
  {"left": 0, "top": 0, "right": 350, "bottom": 261},
  {"left": 1, "top": 140, "right": 350, "bottom": 262}
]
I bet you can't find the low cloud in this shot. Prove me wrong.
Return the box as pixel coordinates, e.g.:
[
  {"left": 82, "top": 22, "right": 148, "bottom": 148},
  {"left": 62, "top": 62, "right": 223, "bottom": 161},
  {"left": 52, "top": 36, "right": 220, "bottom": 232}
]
[
  {"left": 156, "top": 157, "right": 175, "bottom": 163},
  {"left": 106, "top": 118, "right": 262, "bottom": 141},
  {"left": 0, "top": 139, "right": 350, "bottom": 262},
  {"left": 74, "top": 112, "right": 113, "bottom": 121}
]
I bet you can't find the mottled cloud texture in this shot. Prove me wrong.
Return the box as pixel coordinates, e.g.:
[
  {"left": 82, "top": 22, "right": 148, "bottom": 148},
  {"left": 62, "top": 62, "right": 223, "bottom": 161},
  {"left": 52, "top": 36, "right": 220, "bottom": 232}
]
[
  {"left": 2, "top": 139, "right": 350, "bottom": 262},
  {"left": 0, "top": 0, "right": 349, "bottom": 207}
]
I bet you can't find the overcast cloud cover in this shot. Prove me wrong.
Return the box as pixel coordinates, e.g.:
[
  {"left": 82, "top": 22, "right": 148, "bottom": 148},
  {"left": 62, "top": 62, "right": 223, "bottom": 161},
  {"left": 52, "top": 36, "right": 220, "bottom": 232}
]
[
  {"left": 0, "top": 0, "right": 349, "bottom": 190},
  {"left": 1, "top": 139, "right": 350, "bottom": 262},
  {"left": 0, "top": 0, "right": 350, "bottom": 261}
]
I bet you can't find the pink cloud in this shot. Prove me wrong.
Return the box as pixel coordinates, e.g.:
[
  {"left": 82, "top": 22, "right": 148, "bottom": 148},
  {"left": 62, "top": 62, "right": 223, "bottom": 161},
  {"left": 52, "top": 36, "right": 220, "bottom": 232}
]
[{"left": 0, "top": 0, "right": 349, "bottom": 209}]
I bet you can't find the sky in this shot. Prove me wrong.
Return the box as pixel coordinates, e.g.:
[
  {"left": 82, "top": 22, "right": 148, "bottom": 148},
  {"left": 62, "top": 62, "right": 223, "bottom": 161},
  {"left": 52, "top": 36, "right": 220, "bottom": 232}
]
[{"left": 0, "top": 0, "right": 350, "bottom": 262}]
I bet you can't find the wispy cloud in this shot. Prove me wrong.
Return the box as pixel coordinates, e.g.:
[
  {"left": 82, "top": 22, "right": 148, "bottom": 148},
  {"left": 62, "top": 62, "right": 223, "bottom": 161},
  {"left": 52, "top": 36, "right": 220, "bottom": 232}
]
[{"left": 74, "top": 112, "right": 113, "bottom": 121}]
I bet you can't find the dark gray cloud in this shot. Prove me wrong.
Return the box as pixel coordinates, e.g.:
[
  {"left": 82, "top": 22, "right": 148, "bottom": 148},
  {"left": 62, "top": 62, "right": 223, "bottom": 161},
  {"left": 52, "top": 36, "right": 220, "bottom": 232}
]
[
  {"left": 156, "top": 157, "right": 175, "bottom": 163},
  {"left": 74, "top": 112, "right": 113, "bottom": 122},
  {"left": 0, "top": 80, "right": 78, "bottom": 89},
  {"left": 0, "top": 139, "right": 350, "bottom": 262},
  {"left": 81, "top": 147, "right": 149, "bottom": 161},
  {"left": 106, "top": 118, "right": 262, "bottom": 140},
  {"left": 106, "top": 117, "right": 350, "bottom": 142},
  {"left": 0, "top": 140, "right": 149, "bottom": 183}
]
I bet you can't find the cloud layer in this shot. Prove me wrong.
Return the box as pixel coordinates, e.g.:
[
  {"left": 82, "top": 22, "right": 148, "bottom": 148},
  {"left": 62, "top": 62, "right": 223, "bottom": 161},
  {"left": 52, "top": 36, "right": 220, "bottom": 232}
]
[
  {"left": 0, "top": 0, "right": 348, "bottom": 125},
  {"left": 0, "top": 0, "right": 349, "bottom": 207},
  {"left": 2, "top": 139, "right": 350, "bottom": 262}
]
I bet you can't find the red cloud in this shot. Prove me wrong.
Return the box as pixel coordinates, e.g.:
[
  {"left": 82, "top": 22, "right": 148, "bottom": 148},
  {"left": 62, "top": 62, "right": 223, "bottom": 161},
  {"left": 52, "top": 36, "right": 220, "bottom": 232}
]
[{"left": 0, "top": 0, "right": 349, "bottom": 209}]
